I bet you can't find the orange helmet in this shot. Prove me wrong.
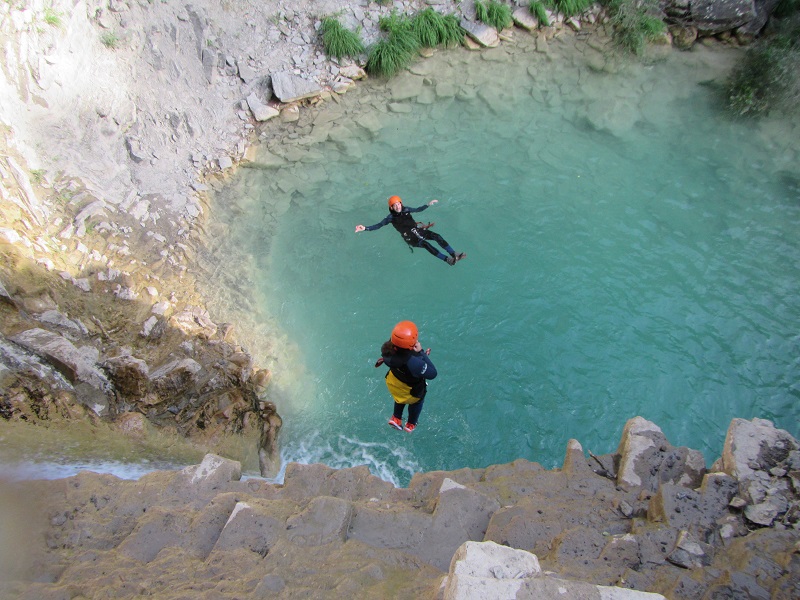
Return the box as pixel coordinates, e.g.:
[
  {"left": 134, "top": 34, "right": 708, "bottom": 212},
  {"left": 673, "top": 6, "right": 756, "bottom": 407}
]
[
  {"left": 391, "top": 320, "right": 418, "bottom": 350},
  {"left": 388, "top": 195, "right": 402, "bottom": 209}
]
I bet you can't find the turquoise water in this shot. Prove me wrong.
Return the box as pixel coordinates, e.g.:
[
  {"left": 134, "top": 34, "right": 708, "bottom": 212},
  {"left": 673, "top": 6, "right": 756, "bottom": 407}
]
[{"left": 209, "top": 38, "right": 800, "bottom": 486}]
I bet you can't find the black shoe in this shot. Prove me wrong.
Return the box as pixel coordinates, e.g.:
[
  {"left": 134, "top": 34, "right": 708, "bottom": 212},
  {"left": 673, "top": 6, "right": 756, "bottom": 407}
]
[
  {"left": 454, "top": 252, "right": 466, "bottom": 263},
  {"left": 446, "top": 256, "right": 456, "bottom": 266}
]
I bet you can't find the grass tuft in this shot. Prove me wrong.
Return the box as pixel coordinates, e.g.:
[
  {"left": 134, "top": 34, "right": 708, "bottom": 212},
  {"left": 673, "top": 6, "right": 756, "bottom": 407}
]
[
  {"left": 547, "top": 0, "right": 593, "bottom": 17},
  {"left": 410, "top": 8, "right": 465, "bottom": 48},
  {"left": 725, "top": 16, "right": 800, "bottom": 117},
  {"left": 603, "top": 0, "right": 666, "bottom": 55},
  {"left": 365, "top": 37, "right": 415, "bottom": 78},
  {"left": 474, "top": 0, "right": 513, "bottom": 31},
  {"left": 320, "top": 17, "right": 365, "bottom": 60},
  {"left": 529, "top": 1, "right": 550, "bottom": 26},
  {"left": 43, "top": 7, "right": 61, "bottom": 27},
  {"left": 100, "top": 31, "right": 121, "bottom": 49}
]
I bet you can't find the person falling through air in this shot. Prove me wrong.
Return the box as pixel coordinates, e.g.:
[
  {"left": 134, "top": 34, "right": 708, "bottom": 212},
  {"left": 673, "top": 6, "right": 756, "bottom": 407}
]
[
  {"left": 376, "top": 320, "right": 437, "bottom": 433},
  {"left": 355, "top": 195, "right": 466, "bottom": 265}
]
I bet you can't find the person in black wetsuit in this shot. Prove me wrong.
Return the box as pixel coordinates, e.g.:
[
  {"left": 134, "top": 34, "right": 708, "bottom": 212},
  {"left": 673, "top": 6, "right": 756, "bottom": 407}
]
[
  {"left": 355, "top": 195, "right": 466, "bottom": 265},
  {"left": 376, "top": 320, "right": 437, "bottom": 433}
]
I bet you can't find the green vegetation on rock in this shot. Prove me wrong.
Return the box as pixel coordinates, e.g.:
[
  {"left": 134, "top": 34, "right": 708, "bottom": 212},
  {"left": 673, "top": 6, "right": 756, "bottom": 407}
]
[
  {"left": 411, "top": 8, "right": 465, "bottom": 48},
  {"left": 604, "top": 0, "right": 667, "bottom": 55},
  {"left": 547, "top": 0, "right": 593, "bottom": 18},
  {"left": 725, "top": 15, "right": 800, "bottom": 116},
  {"left": 100, "top": 31, "right": 121, "bottom": 49},
  {"left": 529, "top": 1, "right": 550, "bottom": 27},
  {"left": 320, "top": 16, "right": 365, "bottom": 61},
  {"left": 474, "top": 0, "right": 513, "bottom": 31},
  {"left": 367, "top": 9, "right": 464, "bottom": 78}
]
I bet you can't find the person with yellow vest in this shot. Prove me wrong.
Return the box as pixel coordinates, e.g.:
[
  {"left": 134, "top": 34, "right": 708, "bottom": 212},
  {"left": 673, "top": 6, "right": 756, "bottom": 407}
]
[
  {"left": 355, "top": 195, "right": 466, "bottom": 265},
  {"left": 375, "top": 320, "right": 437, "bottom": 433}
]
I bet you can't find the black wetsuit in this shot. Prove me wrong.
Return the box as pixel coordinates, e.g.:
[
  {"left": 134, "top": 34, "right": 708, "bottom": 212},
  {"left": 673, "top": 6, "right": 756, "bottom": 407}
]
[{"left": 364, "top": 205, "right": 455, "bottom": 262}]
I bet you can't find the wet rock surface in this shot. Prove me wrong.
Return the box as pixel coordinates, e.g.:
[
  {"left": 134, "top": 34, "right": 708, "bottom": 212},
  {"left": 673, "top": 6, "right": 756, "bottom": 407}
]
[
  {"left": 0, "top": 263, "right": 281, "bottom": 475},
  {"left": 1, "top": 417, "right": 797, "bottom": 599}
]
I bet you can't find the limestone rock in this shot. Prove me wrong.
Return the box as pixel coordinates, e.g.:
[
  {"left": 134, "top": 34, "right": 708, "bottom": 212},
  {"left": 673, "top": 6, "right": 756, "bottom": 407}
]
[
  {"left": 459, "top": 19, "right": 500, "bottom": 48},
  {"left": 9, "top": 328, "right": 112, "bottom": 413},
  {"left": 339, "top": 64, "right": 366, "bottom": 80},
  {"left": 170, "top": 306, "right": 218, "bottom": 338},
  {"left": 512, "top": 7, "right": 539, "bottom": 31},
  {"left": 176, "top": 454, "right": 242, "bottom": 488},
  {"left": 689, "top": 0, "right": 756, "bottom": 33},
  {"left": 271, "top": 71, "right": 322, "bottom": 103},
  {"left": 444, "top": 540, "right": 667, "bottom": 600},
  {"left": 666, "top": 530, "right": 713, "bottom": 569},
  {"left": 246, "top": 93, "right": 280, "bottom": 122},
  {"left": 285, "top": 496, "right": 353, "bottom": 546},
  {"left": 714, "top": 418, "right": 798, "bottom": 483},
  {"left": 104, "top": 353, "right": 150, "bottom": 397},
  {"left": 212, "top": 500, "right": 283, "bottom": 556},
  {"left": 616, "top": 416, "right": 706, "bottom": 491}
]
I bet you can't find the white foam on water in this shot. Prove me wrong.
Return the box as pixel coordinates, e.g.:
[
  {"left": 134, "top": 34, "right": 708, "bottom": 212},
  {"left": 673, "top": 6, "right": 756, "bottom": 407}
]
[{"left": 273, "top": 431, "right": 422, "bottom": 488}]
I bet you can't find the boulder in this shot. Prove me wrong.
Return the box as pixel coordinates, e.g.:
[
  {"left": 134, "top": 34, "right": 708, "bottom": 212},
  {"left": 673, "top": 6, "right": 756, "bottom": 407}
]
[
  {"left": 459, "top": 19, "right": 500, "bottom": 48},
  {"left": 271, "top": 71, "right": 322, "bottom": 103},
  {"left": 512, "top": 7, "right": 539, "bottom": 31},
  {"left": 173, "top": 454, "right": 242, "bottom": 490},
  {"left": 714, "top": 418, "right": 798, "bottom": 483},
  {"left": 285, "top": 496, "right": 353, "bottom": 546},
  {"left": 170, "top": 306, "right": 218, "bottom": 338},
  {"left": 616, "top": 417, "right": 706, "bottom": 491},
  {"left": 9, "top": 328, "right": 112, "bottom": 414},
  {"left": 339, "top": 64, "right": 366, "bottom": 80},
  {"left": 444, "top": 540, "right": 667, "bottom": 599},
  {"left": 689, "top": 0, "right": 755, "bottom": 33},
  {"left": 104, "top": 353, "right": 150, "bottom": 397},
  {"left": 211, "top": 500, "right": 284, "bottom": 557},
  {"left": 246, "top": 93, "right": 279, "bottom": 122}
]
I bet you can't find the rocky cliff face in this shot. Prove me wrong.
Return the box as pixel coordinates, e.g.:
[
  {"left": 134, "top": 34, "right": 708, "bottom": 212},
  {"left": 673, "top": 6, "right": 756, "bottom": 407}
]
[{"left": 1, "top": 417, "right": 797, "bottom": 599}]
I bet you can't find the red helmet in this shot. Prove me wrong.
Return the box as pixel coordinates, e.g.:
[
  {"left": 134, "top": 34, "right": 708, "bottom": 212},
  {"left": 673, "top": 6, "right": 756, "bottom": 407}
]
[
  {"left": 391, "top": 320, "right": 418, "bottom": 350},
  {"left": 388, "top": 195, "right": 402, "bottom": 209}
]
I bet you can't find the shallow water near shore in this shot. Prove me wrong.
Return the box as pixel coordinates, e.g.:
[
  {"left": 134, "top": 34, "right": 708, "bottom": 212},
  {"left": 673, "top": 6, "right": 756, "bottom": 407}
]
[{"left": 205, "top": 33, "right": 800, "bottom": 487}]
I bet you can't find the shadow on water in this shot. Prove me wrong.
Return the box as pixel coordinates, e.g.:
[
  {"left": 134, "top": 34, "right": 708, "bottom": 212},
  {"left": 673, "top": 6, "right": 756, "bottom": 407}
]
[{"left": 202, "top": 32, "right": 800, "bottom": 486}]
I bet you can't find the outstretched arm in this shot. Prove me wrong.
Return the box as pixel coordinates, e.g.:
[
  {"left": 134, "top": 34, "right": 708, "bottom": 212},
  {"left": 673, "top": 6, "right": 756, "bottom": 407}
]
[{"left": 355, "top": 214, "right": 391, "bottom": 232}]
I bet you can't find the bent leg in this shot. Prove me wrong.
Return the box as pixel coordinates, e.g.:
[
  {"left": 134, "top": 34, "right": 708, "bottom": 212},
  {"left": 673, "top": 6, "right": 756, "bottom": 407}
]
[
  {"left": 417, "top": 239, "right": 449, "bottom": 262},
  {"left": 422, "top": 230, "right": 455, "bottom": 257}
]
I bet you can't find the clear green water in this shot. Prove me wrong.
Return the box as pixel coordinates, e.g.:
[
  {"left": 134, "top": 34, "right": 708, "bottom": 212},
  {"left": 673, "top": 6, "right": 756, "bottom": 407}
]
[{"left": 207, "top": 37, "right": 800, "bottom": 486}]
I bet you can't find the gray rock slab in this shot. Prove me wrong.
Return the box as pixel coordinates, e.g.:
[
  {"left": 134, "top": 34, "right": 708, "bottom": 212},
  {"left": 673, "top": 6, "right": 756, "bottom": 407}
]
[
  {"left": 172, "top": 454, "right": 242, "bottom": 491},
  {"left": 286, "top": 496, "right": 352, "bottom": 546},
  {"left": 117, "top": 506, "right": 193, "bottom": 563},
  {"left": 212, "top": 500, "right": 284, "bottom": 556},
  {"left": 271, "top": 71, "right": 322, "bottom": 103},
  {"left": 9, "top": 328, "right": 112, "bottom": 400},
  {"left": 459, "top": 19, "right": 500, "bottom": 48},
  {"left": 512, "top": 7, "right": 539, "bottom": 31},
  {"left": 690, "top": 0, "right": 756, "bottom": 33},
  {"left": 616, "top": 416, "right": 706, "bottom": 491},
  {"left": 246, "top": 93, "right": 280, "bottom": 122},
  {"left": 715, "top": 418, "right": 798, "bottom": 482},
  {"left": 104, "top": 353, "right": 150, "bottom": 396},
  {"left": 444, "top": 540, "right": 667, "bottom": 599}
]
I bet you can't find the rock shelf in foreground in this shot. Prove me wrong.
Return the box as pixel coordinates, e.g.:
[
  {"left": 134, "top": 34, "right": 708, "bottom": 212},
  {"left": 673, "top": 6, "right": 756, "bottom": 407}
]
[{"left": 1, "top": 416, "right": 797, "bottom": 599}]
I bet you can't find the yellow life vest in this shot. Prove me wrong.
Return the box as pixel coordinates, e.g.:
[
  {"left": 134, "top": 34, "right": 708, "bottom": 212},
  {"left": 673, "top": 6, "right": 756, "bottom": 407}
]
[{"left": 385, "top": 370, "right": 421, "bottom": 405}]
